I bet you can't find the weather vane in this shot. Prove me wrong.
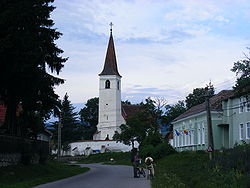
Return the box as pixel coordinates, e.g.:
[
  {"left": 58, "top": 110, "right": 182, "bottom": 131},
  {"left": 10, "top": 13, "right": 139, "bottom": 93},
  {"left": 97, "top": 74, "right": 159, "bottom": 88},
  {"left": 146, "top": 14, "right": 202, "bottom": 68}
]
[{"left": 109, "top": 22, "right": 113, "bottom": 33}]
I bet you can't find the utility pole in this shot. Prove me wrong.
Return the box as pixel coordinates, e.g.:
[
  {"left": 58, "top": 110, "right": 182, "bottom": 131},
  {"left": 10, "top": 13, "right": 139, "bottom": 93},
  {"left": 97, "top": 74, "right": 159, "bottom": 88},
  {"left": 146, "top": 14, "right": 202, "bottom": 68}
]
[
  {"left": 57, "top": 113, "right": 62, "bottom": 162},
  {"left": 205, "top": 83, "right": 214, "bottom": 160}
]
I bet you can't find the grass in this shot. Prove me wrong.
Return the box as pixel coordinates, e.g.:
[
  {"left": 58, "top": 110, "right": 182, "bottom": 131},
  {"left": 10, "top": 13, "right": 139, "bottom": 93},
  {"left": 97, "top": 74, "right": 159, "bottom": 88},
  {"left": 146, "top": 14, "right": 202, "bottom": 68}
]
[
  {"left": 78, "top": 152, "right": 132, "bottom": 166},
  {"left": 152, "top": 151, "right": 250, "bottom": 188},
  {"left": 0, "top": 161, "right": 89, "bottom": 188}
]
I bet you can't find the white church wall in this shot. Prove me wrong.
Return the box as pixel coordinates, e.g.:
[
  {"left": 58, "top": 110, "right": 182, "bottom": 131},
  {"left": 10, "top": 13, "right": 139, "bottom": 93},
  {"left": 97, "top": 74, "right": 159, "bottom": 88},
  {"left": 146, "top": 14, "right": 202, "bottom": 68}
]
[
  {"left": 96, "top": 75, "right": 123, "bottom": 140},
  {"left": 67, "top": 140, "right": 139, "bottom": 156}
]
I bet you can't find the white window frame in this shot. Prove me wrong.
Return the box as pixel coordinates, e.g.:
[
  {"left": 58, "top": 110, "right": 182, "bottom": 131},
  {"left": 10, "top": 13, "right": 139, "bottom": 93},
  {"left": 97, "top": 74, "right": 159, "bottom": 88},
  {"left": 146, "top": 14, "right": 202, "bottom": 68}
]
[
  {"left": 177, "top": 131, "right": 180, "bottom": 147},
  {"left": 239, "top": 123, "right": 244, "bottom": 140},
  {"left": 174, "top": 134, "right": 176, "bottom": 147},
  {"left": 191, "top": 130, "right": 194, "bottom": 145},
  {"left": 197, "top": 127, "right": 201, "bottom": 145},
  {"left": 185, "top": 132, "right": 188, "bottom": 146},
  {"left": 189, "top": 131, "right": 192, "bottom": 145},
  {"left": 176, "top": 133, "right": 178, "bottom": 147},
  {"left": 202, "top": 124, "right": 205, "bottom": 144},
  {"left": 246, "top": 101, "right": 250, "bottom": 112},
  {"left": 182, "top": 133, "right": 185, "bottom": 146},
  {"left": 179, "top": 133, "right": 181, "bottom": 147},
  {"left": 239, "top": 97, "right": 244, "bottom": 113},
  {"left": 246, "top": 122, "right": 250, "bottom": 139}
]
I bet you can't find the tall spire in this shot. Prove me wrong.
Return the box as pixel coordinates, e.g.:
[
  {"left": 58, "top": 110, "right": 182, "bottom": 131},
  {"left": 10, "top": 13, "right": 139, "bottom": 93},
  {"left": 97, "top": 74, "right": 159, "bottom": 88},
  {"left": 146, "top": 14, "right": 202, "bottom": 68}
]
[{"left": 99, "top": 22, "right": 121, "bottom": 77}]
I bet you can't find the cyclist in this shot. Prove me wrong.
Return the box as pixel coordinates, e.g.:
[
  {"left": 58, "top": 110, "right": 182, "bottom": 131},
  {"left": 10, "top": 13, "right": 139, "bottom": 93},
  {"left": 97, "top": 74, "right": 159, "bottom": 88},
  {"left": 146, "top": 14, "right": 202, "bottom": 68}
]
[
  {"left": 133, "top": 152, "right": 141, "bottom": 178},
  {"left": 145, "top": 155, "right": 154, "bottom": 179}
]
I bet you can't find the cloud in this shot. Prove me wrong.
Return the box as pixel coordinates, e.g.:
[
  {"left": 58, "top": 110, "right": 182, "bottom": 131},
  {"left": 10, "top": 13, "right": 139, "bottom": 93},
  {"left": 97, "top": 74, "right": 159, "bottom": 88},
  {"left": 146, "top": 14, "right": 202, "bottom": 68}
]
[{"left": 51, "top": 0, "right": 250, "bottom": 105}]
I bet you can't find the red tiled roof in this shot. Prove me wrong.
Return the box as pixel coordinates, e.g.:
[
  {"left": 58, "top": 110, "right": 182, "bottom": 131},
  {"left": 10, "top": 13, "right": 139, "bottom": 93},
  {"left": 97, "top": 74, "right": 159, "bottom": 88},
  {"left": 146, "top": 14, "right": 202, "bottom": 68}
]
[
  {"left": 174, "top": 90, "right": 235, "bottom": 122},
  {"left": 122, "top": 104, "right": 143, "bottom": 119},
  {"left": 99, "top": 32, "right": 121, "bottom": 77},
  {"left": 0, "top": 104, "right": 7, "bottom": 126}
]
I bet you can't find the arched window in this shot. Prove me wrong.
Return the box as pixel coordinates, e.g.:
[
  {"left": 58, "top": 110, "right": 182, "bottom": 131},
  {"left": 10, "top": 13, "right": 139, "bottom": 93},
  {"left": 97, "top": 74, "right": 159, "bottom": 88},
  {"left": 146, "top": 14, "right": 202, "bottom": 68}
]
[
  {"left": 105, "top": 80, "right": 110, "bottom": 89},
  {"left": 117, "top": 81, "right": 120, "bottom": 90}
]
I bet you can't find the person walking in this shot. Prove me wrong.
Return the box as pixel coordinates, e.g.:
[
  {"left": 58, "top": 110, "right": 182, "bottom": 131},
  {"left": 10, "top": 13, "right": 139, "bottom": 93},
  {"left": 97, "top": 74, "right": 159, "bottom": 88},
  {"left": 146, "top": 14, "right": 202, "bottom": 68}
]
[{"left": 145, "top": 155, "right": 154, "bottom": 179}]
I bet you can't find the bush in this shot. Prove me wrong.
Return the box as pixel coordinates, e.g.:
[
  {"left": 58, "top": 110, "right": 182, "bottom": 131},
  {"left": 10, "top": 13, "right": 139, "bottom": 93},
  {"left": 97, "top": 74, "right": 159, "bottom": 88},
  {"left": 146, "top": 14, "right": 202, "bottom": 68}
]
[
  {"left": 140, "top": 144, "right": 155, "bottom": 159},
  {"left": 212, "top": 142, "right": 250, "bottom": 173},
  {"left": 140, "top": 142, "right": 176, "bottom": 160},
  {"left": 141, "top": 131, "right": 163, "bottom": 147}
]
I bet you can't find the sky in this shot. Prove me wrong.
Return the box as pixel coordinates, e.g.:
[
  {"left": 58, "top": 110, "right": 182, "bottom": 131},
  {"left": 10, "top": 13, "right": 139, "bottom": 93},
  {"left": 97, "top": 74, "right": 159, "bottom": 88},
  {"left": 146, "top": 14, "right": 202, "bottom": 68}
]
[{"left": 51, "top": 0, "right": 250, "bottom": 106}]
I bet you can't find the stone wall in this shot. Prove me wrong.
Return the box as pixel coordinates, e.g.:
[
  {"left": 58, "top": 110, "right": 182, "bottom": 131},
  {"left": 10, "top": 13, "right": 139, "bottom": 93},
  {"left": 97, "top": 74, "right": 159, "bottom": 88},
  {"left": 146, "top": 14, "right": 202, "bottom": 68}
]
[
  {"left": 0, "top": 153, "right": 21, "bottom": 167},
  {"left": 0, "top": 135, "right": 49, "bottom": 167}
]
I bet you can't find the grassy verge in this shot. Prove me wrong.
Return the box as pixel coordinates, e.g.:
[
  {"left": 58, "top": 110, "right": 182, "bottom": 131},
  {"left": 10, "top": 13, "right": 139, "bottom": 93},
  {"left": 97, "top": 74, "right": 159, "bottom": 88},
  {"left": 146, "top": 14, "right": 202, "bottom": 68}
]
[
  {"left": 152, "top": 151, "right": 250, "bottom": 188},
  {"left": 78, "top": 152, "right": 132, "bottom": 166},
  {"left": 0, "top": 161, "right": 89, "bottom": 188}
]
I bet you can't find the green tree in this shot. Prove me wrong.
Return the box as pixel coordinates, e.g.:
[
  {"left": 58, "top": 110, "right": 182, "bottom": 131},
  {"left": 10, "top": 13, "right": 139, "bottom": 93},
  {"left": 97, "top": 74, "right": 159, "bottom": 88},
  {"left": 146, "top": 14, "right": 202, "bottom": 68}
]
[
  {"left": 0, "top": 0, "right": 67, "bottom": 136},
  {"left": 185, "top": 87, "right": 214, "bottom": 109},
  {"left": 231, "top": 49, "right": 250, "bottom": 96},
  {"left": 79, "top": 97, "right": 98, "bottom": 139},
  {"left": 114, "top": 98, "right": 166, "bottom": 147},
  {"left": 122, "top": 100, "right": 131, "bottom": 105},
  {"left": 164, "top": 100, "right": 186, "bottom": 125},
  {"left": 59, "top": 93, "right": 80, "bottom": 149},
  {"left": 140, "top": 97, "right": 163, "bottom": 131},
  {"left": 113, "top": 111, "right": 153, "bottom": 147}
]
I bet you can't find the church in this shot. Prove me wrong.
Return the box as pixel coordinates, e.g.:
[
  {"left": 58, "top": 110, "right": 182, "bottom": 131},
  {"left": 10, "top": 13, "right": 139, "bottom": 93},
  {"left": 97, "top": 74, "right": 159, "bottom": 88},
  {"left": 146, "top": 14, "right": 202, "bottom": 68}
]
[
  {"left": 68, "top": 25, "right": 139, "bottom": 155},
  {"left": 93, "top": 24, "right": 125, "bottom": 140}
]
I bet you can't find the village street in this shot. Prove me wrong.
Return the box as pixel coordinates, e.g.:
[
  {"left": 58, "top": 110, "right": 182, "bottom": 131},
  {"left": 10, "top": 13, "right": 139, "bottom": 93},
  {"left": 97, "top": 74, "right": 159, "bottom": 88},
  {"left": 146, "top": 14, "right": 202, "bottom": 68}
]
[{"left": 33, "top": 163, "right": 151, "bottom": 188}]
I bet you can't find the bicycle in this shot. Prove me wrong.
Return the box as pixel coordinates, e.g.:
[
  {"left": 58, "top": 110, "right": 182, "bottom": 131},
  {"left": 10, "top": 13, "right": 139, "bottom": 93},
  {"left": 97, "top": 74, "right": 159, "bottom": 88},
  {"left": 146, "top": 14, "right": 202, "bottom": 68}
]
[{"left": 135, "top": 165, "right": 146, "bottom": 178}]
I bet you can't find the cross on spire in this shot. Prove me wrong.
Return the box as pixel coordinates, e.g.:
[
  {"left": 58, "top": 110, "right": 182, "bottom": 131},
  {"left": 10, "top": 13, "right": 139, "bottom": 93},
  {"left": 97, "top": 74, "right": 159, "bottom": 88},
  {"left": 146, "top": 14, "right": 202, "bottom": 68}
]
[{"left": 109, "top": 22, "right": 113, "bottom": 33}]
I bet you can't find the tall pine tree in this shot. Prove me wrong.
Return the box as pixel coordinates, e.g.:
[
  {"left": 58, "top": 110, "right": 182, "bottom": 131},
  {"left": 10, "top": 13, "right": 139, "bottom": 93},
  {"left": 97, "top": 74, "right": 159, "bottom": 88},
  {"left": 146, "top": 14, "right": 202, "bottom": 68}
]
[
  {"left": 0, "top": 0, "right": 67, "bottom": 136},
  {"left": 60, "top": 93, "right": 80, "bottom": 149}
]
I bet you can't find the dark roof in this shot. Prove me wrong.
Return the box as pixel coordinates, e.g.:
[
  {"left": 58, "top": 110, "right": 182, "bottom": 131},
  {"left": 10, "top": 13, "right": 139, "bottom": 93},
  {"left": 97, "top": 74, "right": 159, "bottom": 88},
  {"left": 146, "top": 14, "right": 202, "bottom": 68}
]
[
  {"left": 99, "top": 33, "right": 121, "bottom": 77},
  {"left": 121, "top": 104, "right": 143, "bottom": 119},
  {"left": 174, "top": 90, "right": 235, "bottom": 122}
]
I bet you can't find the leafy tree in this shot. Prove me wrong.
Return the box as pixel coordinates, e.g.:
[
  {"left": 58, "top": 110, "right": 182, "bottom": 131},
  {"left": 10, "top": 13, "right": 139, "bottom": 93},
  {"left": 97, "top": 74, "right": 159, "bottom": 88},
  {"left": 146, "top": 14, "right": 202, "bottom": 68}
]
[
  {"left": 231, "top": 49, "right": 250, "bottom": 96},
  {"left": 79, "top": 97, "right": 98, "bottom": 139},
  {"left": 122, "top": 100, "right": 131, "bottom": 105},
  {"left": 140, "top": 97, "right": 164, "bottom": 131},
  {"left": 114, "top": 98, "right": 164, "bottom": 147},
  {"left": 140, "top": 131, "right": 163, "bottom": 147},
  {"left": 0, "top": 0, "right": 67, "bottom": 136},
  {"left": 185, "top": 87, "right": 214, "bottom": 109},
  {"left": 113, "top": 111, "right": 153, "bottom": 147},
  {"left": 164, "top": 100, "right": 186, "bottom": 125}
]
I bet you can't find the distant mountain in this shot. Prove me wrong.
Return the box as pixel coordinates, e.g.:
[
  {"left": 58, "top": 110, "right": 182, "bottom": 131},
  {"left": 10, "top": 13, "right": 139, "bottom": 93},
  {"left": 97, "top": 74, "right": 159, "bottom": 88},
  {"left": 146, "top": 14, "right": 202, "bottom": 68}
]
[{"left": 73, "top": 103, "right": 84, "bottom": 113}]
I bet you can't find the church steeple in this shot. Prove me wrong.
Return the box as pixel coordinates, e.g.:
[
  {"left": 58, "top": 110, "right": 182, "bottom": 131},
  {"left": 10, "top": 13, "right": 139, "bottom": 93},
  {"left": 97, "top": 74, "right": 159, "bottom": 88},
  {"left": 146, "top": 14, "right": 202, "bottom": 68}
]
[{"left": 99, "top": 23, "right": 121, "bottom": 77}]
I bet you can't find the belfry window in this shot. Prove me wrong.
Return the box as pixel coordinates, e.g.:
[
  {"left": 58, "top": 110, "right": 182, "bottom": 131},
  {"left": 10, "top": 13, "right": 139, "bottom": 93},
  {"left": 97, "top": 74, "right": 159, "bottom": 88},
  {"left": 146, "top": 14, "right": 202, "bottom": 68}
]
[
  {"left": 117, "top": 81, "right": 120, "bottom": 90},
  {"left": 105, "top": 80, "right": 110, "bottom": 89}
]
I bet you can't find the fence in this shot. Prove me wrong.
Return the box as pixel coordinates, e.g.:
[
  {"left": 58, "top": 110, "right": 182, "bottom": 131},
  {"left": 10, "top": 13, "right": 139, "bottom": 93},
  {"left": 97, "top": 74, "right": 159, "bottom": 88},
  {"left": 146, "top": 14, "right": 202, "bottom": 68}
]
[{"left": 0, "top": 135, "right": 49, "bottom": 167}]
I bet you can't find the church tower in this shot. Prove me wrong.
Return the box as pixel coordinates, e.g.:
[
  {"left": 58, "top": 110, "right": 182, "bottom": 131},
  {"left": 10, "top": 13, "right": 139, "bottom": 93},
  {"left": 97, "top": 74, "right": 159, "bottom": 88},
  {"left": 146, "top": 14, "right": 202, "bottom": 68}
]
[{"left": 93, "top": 23, "right": 125, "bottom": 140}]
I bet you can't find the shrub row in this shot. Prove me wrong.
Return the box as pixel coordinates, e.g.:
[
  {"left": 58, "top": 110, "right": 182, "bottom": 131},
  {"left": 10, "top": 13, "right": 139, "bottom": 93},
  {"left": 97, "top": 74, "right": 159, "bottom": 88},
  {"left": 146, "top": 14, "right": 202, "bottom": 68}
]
[
  {"left": 140, "top": 142, "right": 177, "bottom": 160},
  {"left": 212, "top": 142, "right": 250, "bottom": 174}
]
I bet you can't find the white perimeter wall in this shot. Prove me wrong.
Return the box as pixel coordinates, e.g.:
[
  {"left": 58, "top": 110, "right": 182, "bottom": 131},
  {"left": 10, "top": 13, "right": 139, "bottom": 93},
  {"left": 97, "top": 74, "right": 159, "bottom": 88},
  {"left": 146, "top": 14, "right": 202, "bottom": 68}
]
[{"left": 68, "top": 141, "right": 139, "bottom": 156}]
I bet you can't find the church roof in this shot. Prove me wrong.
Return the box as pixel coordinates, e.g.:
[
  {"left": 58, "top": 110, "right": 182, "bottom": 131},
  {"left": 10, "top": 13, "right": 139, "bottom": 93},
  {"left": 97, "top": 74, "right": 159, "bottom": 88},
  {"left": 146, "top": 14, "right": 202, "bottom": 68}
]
[
  {"left": 121, "top": 104, "right": 143, "bottom": 119},
  {"left": 99, "top": 31, "right": 121, "bottom": 77}
]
